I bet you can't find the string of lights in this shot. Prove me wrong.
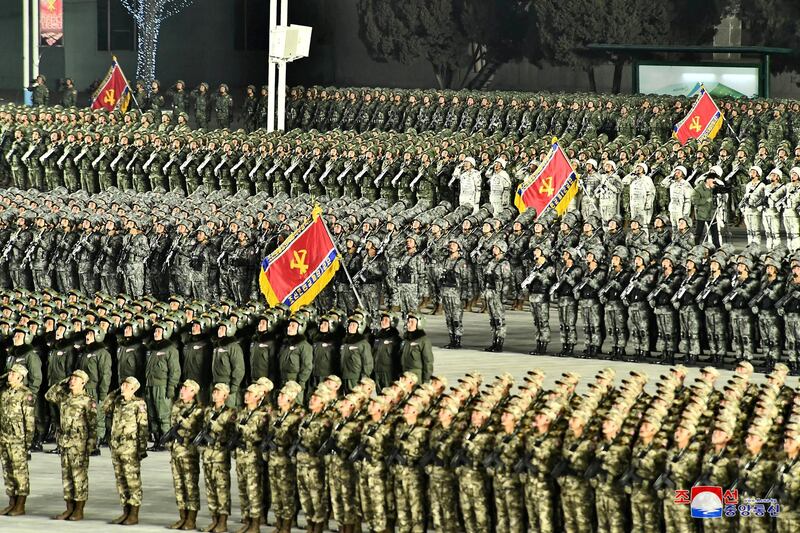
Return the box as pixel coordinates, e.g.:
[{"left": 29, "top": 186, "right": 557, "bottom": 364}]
[{"left": 119, "top": 0, "right": 197, "bottom": 87}]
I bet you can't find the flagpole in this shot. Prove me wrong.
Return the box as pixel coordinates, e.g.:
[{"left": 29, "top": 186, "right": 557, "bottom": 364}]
[
  {"left": 319, "top": 211, "right": 365, "bottom": 311},
  {"left": 113, "top": 55, "right": 141, "bottom": 111},
  {"left": 725, "top": 121, "right": 742, "bottom": 144}
]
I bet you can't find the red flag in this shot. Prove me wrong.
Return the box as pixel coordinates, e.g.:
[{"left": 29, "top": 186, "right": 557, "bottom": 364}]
[
  {"left": 259, "top": 206, "right": 340, "bottom": 310},
  {"left": 673, "top": 88, "right": 723, "bottom": 144},
  {"left": 514, "top": 138, "right": 578, "bottom": 218},
  {"left": 91, "top": 58, "right": 132, "bottom": 112}
]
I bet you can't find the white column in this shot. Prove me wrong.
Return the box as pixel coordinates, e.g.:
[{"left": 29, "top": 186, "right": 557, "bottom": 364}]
[
  {"left": 277, "top": 0, "right": 288, "bottom": 131},
  {"left": 22, "top": 0, "right": 30, "bottom": 91},
  {"left": 267, "top": 0, "right": 277, "bottom": 132},
  {"left": 31, "top": 0, "right": 39, "bottom": 78}
]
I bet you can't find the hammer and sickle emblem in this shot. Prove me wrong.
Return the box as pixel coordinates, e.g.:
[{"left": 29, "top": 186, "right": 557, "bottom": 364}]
[
  {"left": 688, "top": 115, "right": 702, "bottom": 133},
  {"left": 47, "top": 0, "right": 56, "bottom": 10},
  {"left": 290, "top": 249, "right": 309, "bottom": 275},
  {"left": 538, "top": 175, "right": 555, "bottom": 197},
  {"left": 103, "top": 89, "right": 116, "bottom": 105}
]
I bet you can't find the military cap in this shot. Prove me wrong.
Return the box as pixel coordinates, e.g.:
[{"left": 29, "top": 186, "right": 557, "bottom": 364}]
[
  {"left": 8, "top": 363, "right": 28, "bottom": 378},
  {"left": 255, "top": 377, "right": 274, "bottom": 393},
  {"left": 123, "top": 376, "right": 141, "bottom": 391},
  {"left": 71, "top": 369, "right": 89, "bottom": 383},
  {"left": 325, "top": 375, "right": 342, "bottom": 387},
  {"left": 402, "top": 371, "right": 420, "bottom": 384},
  {"left": 503, "top": 403, "right": 524, "bottom": 420},
  {"left": 280, "top": 380, "right": 303, "bottom": 399},
  {"left": 182, "top": 379, "right": 200, "bottom": 394},
  {"left": 737, "top": 360, "right": 754, "bottom": 374},
  {"left": 701, "top": 366, "right": 720, "bottom": 379},
  {"left": 747, "top": 425, "right": 768, "bottom": 440},
  {"left": 472, "top": 403, "right": 492, "bottom": 417},
  {"left": 246, "top": 383, "right": 264, "bottom": 395},
  {"left": 213, "top": 383, "right": 230, "bottom": 395}
]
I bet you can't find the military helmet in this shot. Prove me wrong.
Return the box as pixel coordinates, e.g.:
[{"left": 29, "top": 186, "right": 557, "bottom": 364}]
[
  {"left": 12, "top": 325, "right": 33, "bottom": 345},
  {"left": 380, "top": 309, "right": 401, "bottom": 329},
  {"left": 289, "top": 314, "right": 308, "bottom": 335},
  {"left": 122, "top": 321, "right": 142, "bottom": 338},
  {"left": 347, "top": 315, "right": 368, "bottom": 335},
  {"left": 85, "top": 325, "right": 105, "bottom": 344},
  {"left": 217, "top": 319, "right": 237, "bottom": 337},
  {"left": 406, "top": 310, "right": 425, "bottom": 329},
  {"left": 153, "top": 321, "right": 174, "bottom": 340},
  {"left": 493, "top": 240, "right": 508, "bottom": 254}
]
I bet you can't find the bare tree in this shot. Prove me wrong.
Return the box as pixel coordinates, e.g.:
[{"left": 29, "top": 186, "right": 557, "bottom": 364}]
[{"left": 120, "top": 0, "right": 197, "bottom": 85}]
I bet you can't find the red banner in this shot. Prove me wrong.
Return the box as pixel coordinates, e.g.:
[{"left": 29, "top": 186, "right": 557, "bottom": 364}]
[
  {"left": 40, "top": 0, "right": 64, "bottom": 47},
  {"left": 673, "top": 88, "right": 724, "bottom": 145},
  {"left": 91, "top": 60, "right": 132, "bottom": 112},
  {"left": 259, "top": 207, "right": 340, "bottom": 311},
  {"left": 514, "top": 139, "right": 579, "bottom": 218}
]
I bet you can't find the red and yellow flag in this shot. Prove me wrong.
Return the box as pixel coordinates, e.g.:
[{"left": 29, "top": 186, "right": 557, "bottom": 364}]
[
  {"left": 91, "top": 57, "right": 132, "bottom": 113},
  {"left": 673, "top": 87, "right": 723, "bottom": 144},
  {"left": 514, "top": 138, "right": 579, "bottom": 218},
  {"left": 259, "top": 206, "right": 340, "bottom": 311}
]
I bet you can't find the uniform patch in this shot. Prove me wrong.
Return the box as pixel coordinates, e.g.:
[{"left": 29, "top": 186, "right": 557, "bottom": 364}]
[
  {"left": 348, "top": 346, "right": 358, "bottom": 351},
  {"left": 410, "top": 342, "right": 418, "bottom": 346},
  {"left": 193, "top": 345, "right": 202, "bottom": 349}
]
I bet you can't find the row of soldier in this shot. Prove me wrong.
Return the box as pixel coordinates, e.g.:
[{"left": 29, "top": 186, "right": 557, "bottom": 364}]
[
  {"left": 3, "top": 339, "right": 799, "bottom": 533},
  {"left": 0, "top": 285, "right": 431, "bottom": 455},
  {"left": 5, "top": 186, "right": 800, "bottom": 371},
  {"left": 7, "top": 102, "right": 800, "bottom": 238}
]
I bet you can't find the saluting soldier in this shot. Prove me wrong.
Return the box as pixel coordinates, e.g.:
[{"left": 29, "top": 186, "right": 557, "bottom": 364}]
[{"left": 45, "top": 369, "right": 97, "bottom": 521}]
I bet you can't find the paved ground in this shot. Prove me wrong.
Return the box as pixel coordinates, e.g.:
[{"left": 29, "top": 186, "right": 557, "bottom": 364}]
[{"left": 1, "top": 306, "right": 788, "bottom": 532}]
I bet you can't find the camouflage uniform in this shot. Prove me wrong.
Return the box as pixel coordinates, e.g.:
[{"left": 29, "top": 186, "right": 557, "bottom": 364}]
[
  {"left": 737, "top": 449, "right": 776, "bottom": 533},
  {"left": 328, "top": 415, "right": 363, "bottom": 527},
  {"left": 483, "top": 253, "right": 512, "bottom": 348},
  {"left": 390, "top": 250, "right": 425, "bottom": 317},
  {"left": 295, "top": 408, "right": 333, "bottom": 527},
  {"left": 440, "top": 254, "right": 470, "bottom": 344},
  {"left": 660, "top": 443, "right": 702, "bottom": 533},
  {"left": 0, "top": 380, "right": 35, "bottom": 498},
  {"left": 266, "top": 406, "right": 303, "bottom": 523},
  {"left": 233, "top": 403, "right": 268, "bottom": 521},
  {"left": 392, "top": 418, "right": 430, "bottom": 533},
  {"left": 167, "top": 397, "right": 204, "bottom": 515},
  {"left": 592, "top": 437, "right": 630, "bottom": 533},
  {"left": 199, "top": 403, "right": 236, "bottom": 518},
  {"left": 556, "top": 427, "right": 596, "bottom": 533},
  {"left": 105, "top": 391, "right": 149, "bottom": 509},
  {"left": 45, "top": 379, "right": 97, "bottom": 504}
]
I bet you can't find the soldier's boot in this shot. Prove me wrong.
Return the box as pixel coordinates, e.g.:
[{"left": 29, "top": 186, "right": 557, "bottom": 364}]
[
  {"left": 213, "top": 514, "right": 229, "bottom": 533},
  {"left": 305, "top": 521, "right": 314, "bottom": 533},
  {"left": 169, "top": 509, "right": 188, "bottom": 529},
  {"left": 0, "top": 496, "right": 16, "bottom": 515},
  {"left": 453, "top": 335, "right": 462, "bottom": 348},
  {"left": 68, "top": 500, "right": 85, "bottom": 521},
  {"left": 313, "top": 522, "right": 325, "bottom": 533},
  {"left": 433, "top": 303, "right": 444, "bottom": 315},
  {"left": 245, "top": 517, "right": 261, "bottom": 533},
  {"left": 181, "top": 510, "right": 198, "bottom": 530},
  {"left": 7, "top": 495, "right": 26, "bottom": 516},
  {"left": 122, "top": 505, "right": 139, "bottom": 525},
  {"left": 494, "top": 337, "right": 505, "bottom": 352},
  {"left": 666, "top": 351, "right": 675, "bottom": 366},
  {"left": 111, "top": 505, "right": 130, "bottom": 524},
  {"left": 235, "top": 518, "right": 252, "bottom": 533},
  {"left": 203, "top": 514, "right": 219, "bottom": 532},
  {"left": 44, "top": 423, "right": 56, "bottom": 443},
  {"left": 419, "top": 297, "right": 431, "bottom": 310},
  {"left": 52, "top": 499, "right": 75, "bottom": 520},
  {"left": 483, "top": 333, "right": 497, "bottom": 352},
  {"left": 91, "top": 438, "right": 102, "bottom": 456},
  {"left": 444, "top": 333, "right": 456, "bottom": 349},
  {"left": 790, "top": 360, "right": 799, "bottom": 376},
  {"left": 148, "top": 433, "right": 163, "bottom": 452},
  {"left": 30, "top": 436, "right": 44, "bottom": 452},
  {"left": 47, "top": 445, "right": 61, "bottom": 455},
  {"left": 686, "top": 353, "right": 696, "bottom": 365},
  {"left": 565, "top": 344, "right": 575, "bottom": 357}
]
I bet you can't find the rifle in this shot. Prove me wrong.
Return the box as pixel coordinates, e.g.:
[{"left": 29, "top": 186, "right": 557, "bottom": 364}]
[
  {"left": 693, "top": 452, "right": 722, "bottom": 487},
  {"left": 226, "top": 406, "right": 261, "bottom": 452},
  {"left": 620, "top": 269, "right": 643, "bottom": 306},
  {"left": 20, "top": 230, "right": 43, "bottom": 269},
  {"left": 647, "top": 282, "right": 666, "bottom": 307},
  {"left": 68, "top": 232, "right": 91, "bottom": 263},
  {"left": 191, "top": 407, "right": 226, "bottom": 448},
  {"left": 550, "top": 442, "right": 580, "bottom": 478},
  {"left": 764, "top": 458, "right": 796, "bottom": 500},
  {"left": 162, "top": 235, "right": 181, "bottom": 272},
  {"left": 39, "top": 144, "right": 56, "bottom": 164},
  {"left": 260, "top": 406, "right": 296, "bottom": 453},
  {"left": 317, "top": 409, "right": 360, "bottom": 456},
  {"left": 775, "top": 288, "right": 800, "bottom": 311},
  {"left": 548, "top": 267, "right": 567, "bottom": 298},
  {"left": 520, "top": 261, "right": 543, "bottom": 289},
  {"left": 56, "top": 146, "right": 71, "bottom": 169},
  {"left": 20, "top": 142, "right": 37, "bottom": 163},
  {"left": 196, "top": 152, "right": 213, "bottom": 173},
  {"left": 91, "top": 148, "right": 107, "bottom": 169},
  {"left": 449, "top": 425, "right": 485, "bottom": 469},
  {"left": 230, "top": 155, "right": 246, "bottom": 175},
  {"left": 213, "top": 155, "right": 228, "bottom": 177},
  {"left": 301, "top": 159, "right": 317, "bottom": 183},
  {"left": 159, "top": 403, "right": 198, "bottom": 447},
  {"left": 653, "top": 471, "right": 675, "bottom": 491},
  {"left": 143, "top": 149, "right": 159, "bottom": 172},
  {"left": 747, "top": 283, "right": 770, "bottom": 312},
  {"left": 721, "top": 280, "right": 741, "bottom": 305},
  {"left": 0, "top": 228, "right": 21, "bottom": 263},
  {"left": 483, "top": 421, "right": 524, "bottom": 470},
  {"left": 348, "top": 409, "right": 393, "bottom": 463},
  {"left": 125, "top": 148, "right": 140, "bottom": 172},
  {"left": 387, "top": 424, "right": 417, "bottom": 467},
  {"left": 288, "top": 408, "right": 326, "bottom": 457},
  {"left": 162, "top": 153, "right": 178, "bottom": 174},
  {"left": 109, "top": 148, "right": 125, "bottom": 171}
]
